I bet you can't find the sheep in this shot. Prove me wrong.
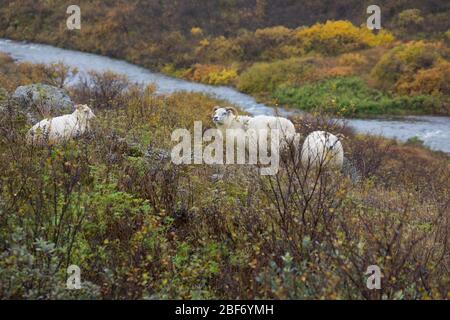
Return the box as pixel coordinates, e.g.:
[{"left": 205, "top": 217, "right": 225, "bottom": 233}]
[
  {"left": 27, "top": 104, "right": 96, "bottom": 145},
  {"left": 300, "top": 131, "right": 344, "bottom": 171},
  {"left": 211, "top": 106, "right": 300, "bottom": 152}
]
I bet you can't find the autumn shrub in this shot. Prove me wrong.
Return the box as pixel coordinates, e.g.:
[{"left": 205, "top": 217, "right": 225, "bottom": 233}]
[
  {"left": 185, "top": 64, "right": 238, "bottom": 85},
  {"left": 194, "top": 36, "right": 243, "bottom": 64},
  {"left": 338, "top": 53, "right": 368, "bottom": 68},
  {"left": 396, "top": 60, "right": 450, "bottom": 96},
  {"left": 253, "top": 26, "right": 301, "bottom": 61},
  {"left": 371, "top": 41, "right": 450, "bottom": 95},
  {"left": 0, "top": 54, "right": 78, "bottom": 92},
  {"left": 296, "top": 21, "right": 394, "bottom": 55},
  {"left": 393, "top": 9, "right": 425, "bottom": 38},
  {"left": 71, "top": 70, "right": 130, "bottom": 109}
]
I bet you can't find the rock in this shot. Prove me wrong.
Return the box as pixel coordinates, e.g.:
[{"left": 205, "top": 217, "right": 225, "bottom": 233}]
[{"left": 12, "top": 84, "right": 74, "bottom": 123}]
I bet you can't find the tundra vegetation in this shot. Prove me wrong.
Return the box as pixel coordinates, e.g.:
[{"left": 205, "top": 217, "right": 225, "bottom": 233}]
[
  {"left": 0, "top": 57, "right": 448, "bottom": 299},
  {"left": 0, "top": 1, "right": 449, "bottom": 116}
]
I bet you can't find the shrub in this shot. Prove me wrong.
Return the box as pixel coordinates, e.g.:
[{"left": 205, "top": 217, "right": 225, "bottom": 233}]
[
  {"left": 195, "top": 36, "right": 243, "bottom": 64},
  {"left": 185, "top": 64, "right": 238, "bottom": 85},
  {"left": 296, "top": 20, "right": 394, "bottom": 55},
  {"left": 273, "top": 77, "right": 444, "bottom": 116},
  {"left": 236, "top": 58, "right": 314, "bottom": 94},
  {"left": 393, "top": 9, "right": 425, "bottom": 37},
  {"left": 396, "top": 60, "right": 450, "bottom": 96},
  {"left": 71, "top": 70, "right": 130, "bottom": 108},
  {"left": 371, "top": 41, "right": 449, "bottom": 94},
  {"left": 0, "top": 55, "right": 77, "bottom": 92}
]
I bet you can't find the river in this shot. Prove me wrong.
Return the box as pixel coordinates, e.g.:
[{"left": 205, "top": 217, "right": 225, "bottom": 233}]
[{"left": 1, "top": 38, "right": 449, "bottom": 153}]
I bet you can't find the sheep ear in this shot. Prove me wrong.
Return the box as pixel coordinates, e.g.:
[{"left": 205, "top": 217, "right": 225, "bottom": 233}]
[{"left": 226, "top": 107, "right": 238, "bottom": 115}]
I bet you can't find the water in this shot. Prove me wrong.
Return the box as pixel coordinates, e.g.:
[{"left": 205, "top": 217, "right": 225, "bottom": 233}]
[{"left": 1, "top": 38, "right": 449, "bottom": 153}]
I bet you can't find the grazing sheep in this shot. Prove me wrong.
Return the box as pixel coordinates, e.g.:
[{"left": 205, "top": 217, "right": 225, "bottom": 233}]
[
  {"left": 27, "top": 104, "right": 96, "bottom": 145},
  {"left": 301, "top": 131, "right": 344, "bottom": 171},
  {"left": 211, "top": 106, "right": 300, "bottom": 151}
]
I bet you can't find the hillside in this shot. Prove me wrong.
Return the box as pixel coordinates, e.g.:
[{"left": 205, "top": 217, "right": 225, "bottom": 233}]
[{"left": 0, "top": 56, "right": 449, "bottom": 299}]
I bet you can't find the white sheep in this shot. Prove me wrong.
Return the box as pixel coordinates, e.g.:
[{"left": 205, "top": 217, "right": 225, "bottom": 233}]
[
  {"left": 211, "top": 106, "right": 300, "bottom": 152},
  {"left": 211, "top": 106, "right": 250, "bottom": 138},
  {"left": 27, "top": 104, "right": 96, "bottom": 145},
  {"left": 301, "top": 131, "right": 344, "bottom": 171}
]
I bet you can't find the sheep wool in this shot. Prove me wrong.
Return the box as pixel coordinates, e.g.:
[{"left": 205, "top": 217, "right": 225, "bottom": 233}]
[
  {"left": 27, "top": 104, "right": 96, "bottom": 145},
  {"left": 301, "top": 131, "right": 344, "bottom": 170}
]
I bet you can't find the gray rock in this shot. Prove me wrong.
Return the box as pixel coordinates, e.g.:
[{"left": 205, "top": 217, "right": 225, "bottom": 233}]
[{"left": 12, "top": 84, "right": 74, "bottom": 123}]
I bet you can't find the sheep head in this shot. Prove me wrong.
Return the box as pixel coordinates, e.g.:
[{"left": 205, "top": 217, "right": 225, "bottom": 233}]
[
  {"left": 211, "top": 106, "right": 238, "bottom": 126},
  {"left": 74, "top": 104, "right": 96, "bottom": 121}
]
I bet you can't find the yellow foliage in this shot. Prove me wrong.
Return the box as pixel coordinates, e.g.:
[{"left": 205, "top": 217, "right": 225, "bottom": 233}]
[
  {"left": 297, "top": 20, "right": 394, "bottom": 55},
  {"left": 372, "top": 40, "right": 449, "bottom": 94},
  {"left": 190, "top": 27, "right": 203, "bottom": 36},
  {"left": 187, "top": 64, "right": 238, "bottom": 85}
]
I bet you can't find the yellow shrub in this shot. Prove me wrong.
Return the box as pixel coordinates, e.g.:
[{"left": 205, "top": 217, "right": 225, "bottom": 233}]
[
  {"left": 372, "top": 41, "right": 449, "bottom": 93},
  {"left": 187, "top": 64, "right": 238, "bottom": 85},
  {"left": 297, "top": 20, "right": 394, "bottom": 55}
]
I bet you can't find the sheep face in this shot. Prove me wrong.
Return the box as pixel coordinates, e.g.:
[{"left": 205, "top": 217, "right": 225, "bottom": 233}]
[
  {"left": 212, "top": 107, "right": 236, "bottom": 126},
  {"left": 75, "top": 104, "right": 96, "bottom": 120}
]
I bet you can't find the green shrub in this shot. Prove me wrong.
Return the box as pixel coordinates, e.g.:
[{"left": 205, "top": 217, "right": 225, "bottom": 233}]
[
  {"left": 236, "top": 58, "right": 314, "bottom": 94},
  {"left": 273, "top": 77, "right": 444, "bottom": 116}
]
